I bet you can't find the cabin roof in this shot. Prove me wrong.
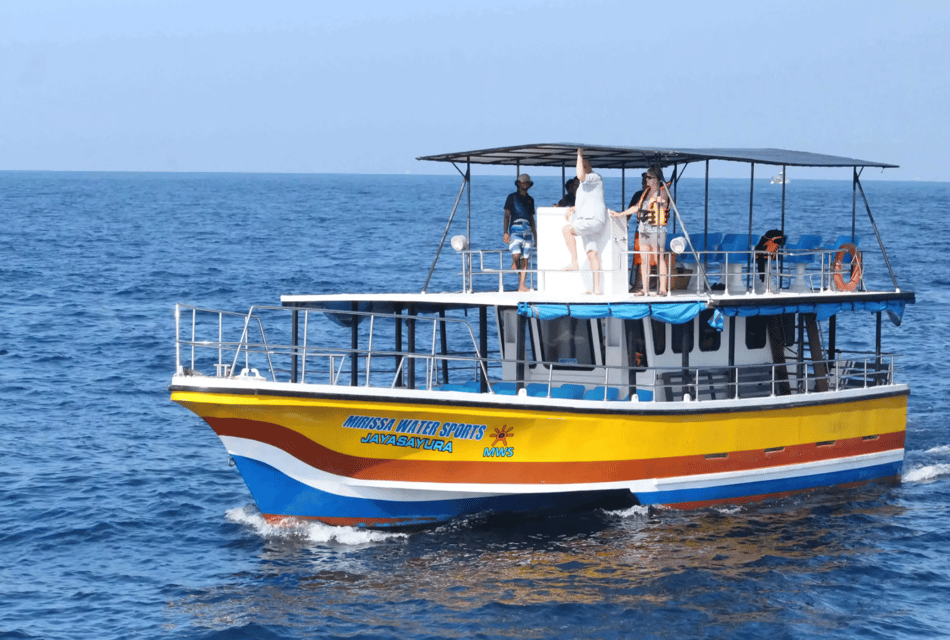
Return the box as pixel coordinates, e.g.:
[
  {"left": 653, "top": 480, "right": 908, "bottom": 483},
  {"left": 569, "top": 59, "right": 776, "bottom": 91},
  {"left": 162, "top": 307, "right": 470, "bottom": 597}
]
[
  {"left": 281, "top": 290, "right": 915, "bottom": 311},
  {"left": 417, "top": 143, "right": 898, "bottom": 170}
]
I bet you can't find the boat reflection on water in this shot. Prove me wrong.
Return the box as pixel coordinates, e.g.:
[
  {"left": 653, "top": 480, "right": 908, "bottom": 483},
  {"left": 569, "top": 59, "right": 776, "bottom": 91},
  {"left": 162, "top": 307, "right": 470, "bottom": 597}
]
[{"left": 173, "top": 486, "right": 907, "bottom": 635}]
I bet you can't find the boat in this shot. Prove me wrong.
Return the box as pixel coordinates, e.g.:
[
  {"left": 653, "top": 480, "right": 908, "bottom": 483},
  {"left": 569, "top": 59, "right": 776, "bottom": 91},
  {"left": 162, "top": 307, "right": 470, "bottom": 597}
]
[
  {"left": 772, "top": 169, "right": 788, "bottom": 184},
  {"left": 169, "top": 143, "right": 914, "bottom": 529}
]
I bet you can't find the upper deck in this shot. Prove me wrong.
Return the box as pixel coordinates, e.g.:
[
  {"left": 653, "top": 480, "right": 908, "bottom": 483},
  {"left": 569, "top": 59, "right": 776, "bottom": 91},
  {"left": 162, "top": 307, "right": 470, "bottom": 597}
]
[
  {"left": 173, "top": 144, "right": 914, "bottom": 408},
  {"left": 304, "top": 143, "right": 914, "bottom": 307}
]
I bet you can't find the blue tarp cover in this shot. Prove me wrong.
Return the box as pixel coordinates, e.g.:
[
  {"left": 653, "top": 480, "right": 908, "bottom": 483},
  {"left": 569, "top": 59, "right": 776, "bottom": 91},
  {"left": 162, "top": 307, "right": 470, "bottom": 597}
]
[
  {"left": 518, "top": 299, "right": 907, "bottom": 330},
  {"left": 709, "top": 299, "right": 906, "bottom": 328},
  {"left": 517, "top": 302, "right": 707, "bottom": 324}
]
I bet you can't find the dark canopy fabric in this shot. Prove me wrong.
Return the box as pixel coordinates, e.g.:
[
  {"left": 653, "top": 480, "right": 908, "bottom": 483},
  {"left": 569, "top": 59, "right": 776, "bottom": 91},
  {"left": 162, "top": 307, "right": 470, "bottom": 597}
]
[{"left": 418, "top": 143, "right": 897, "bottom": 170}]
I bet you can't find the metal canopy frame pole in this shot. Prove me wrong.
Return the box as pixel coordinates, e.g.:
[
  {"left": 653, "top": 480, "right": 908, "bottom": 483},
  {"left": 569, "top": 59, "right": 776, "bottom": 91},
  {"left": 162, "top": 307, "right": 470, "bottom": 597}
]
[
  {"left": 852, "top": 166, "right": 858, "bottom": 242},
  {"left": 672, "top": 163, "right": 686, "bottom": 234},
  {"left": 466, "top": 158, "right": 471, "bottom": 283},
  {"left": 423, "top": 163, "right": 470, "bottom": 293},
  {"left": 779, "top": 164, "right": 787, "bottom": 283},
  {"left": 746, "top": 163, "right": 755, "bottom": 290},
  {"left": 703, "top": 160, "right": 709, "bottom": 273},
  {"left": 621, "top": 165, "right": 626, "bottom": 209},
  {"left": 853, "top": 168, "right": 900, "bottom": 290}
]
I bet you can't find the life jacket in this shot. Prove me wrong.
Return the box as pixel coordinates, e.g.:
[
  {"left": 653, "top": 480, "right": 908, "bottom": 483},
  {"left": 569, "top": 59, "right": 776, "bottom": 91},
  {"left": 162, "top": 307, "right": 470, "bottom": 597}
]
[{"left": 637, "top": 185, "right": 670, "bottom": 227}]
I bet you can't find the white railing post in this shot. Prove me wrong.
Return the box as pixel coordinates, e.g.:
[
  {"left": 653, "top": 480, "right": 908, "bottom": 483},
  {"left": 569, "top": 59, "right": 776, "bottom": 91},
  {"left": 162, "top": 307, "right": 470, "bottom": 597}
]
[{"left": 174, "top": 304, "right": 181, "bottom": 373}]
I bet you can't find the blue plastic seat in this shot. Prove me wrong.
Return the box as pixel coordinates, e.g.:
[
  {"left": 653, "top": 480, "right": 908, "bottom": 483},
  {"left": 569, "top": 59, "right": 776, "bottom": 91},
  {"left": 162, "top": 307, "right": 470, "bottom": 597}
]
[
  {"left": 712, "top": 234, "right": 756, "bottom": 294},
  {"left": 550, "top": 383, "right": 585, "bottom": 399},
  {"left": 672, "top": 232, "right": 723, "bottom": 264},
  {"left": 583, "top": 386, "right": 621, "bottom": 401},
  {"left": 526, "top": 383, "right": 550, "bottom": 397},
  {"left": 783, "top": 234, "right": 824, "bottom": 292},
  {"left": 491, "top": 382, "right": 518, "bottom": 395},
  {"left": 712, "top": 233, "right": 755, "bottom": 264},
  {"left": 823, "top": 234, "right": 861, "bottom": 250},
  {"left": 784, "top": 234, "right": 824, "bottom": 264},
  {"left": 438, "top": 381, "right": 480, "bottom": 393},
  {"left": 668, "top": 232, "right": 724, "bottom": 292}
]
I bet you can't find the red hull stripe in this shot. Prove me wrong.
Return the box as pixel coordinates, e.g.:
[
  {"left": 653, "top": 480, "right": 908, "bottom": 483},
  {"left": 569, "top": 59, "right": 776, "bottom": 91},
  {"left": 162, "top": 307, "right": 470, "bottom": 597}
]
[{"left": 207, "top": 417, "right": 905, "bottom": 486}]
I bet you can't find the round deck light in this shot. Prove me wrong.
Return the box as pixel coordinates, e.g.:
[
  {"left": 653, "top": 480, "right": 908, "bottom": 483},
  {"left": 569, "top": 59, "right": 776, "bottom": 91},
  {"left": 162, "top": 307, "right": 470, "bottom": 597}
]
[{"left": 451, "top": 235, "right": 469, "bottom": 252}]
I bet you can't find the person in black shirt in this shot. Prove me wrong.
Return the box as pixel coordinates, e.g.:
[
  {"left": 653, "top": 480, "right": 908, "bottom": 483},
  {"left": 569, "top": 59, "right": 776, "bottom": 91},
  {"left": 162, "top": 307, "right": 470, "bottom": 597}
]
[
  {"left": 555, "top": 177, "right": 579, "bottom": 207},
  {"left": 503, "top": 174, "right": 538, "bottom": 292},
  {"left": 610, "top": 172, "right": 649, "bottom": 291}
]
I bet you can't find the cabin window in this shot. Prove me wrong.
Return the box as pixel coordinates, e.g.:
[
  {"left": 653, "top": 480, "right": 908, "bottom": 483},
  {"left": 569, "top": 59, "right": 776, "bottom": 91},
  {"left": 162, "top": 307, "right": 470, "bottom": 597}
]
[
  {"left": 651, "top": 319, "right": 666, "bottom": 356},
  {"left": 699, "top": 309, "right": 721, "bottom": 352},
  {"left": 625, "top": 319, "right": 647, "bottom": 370},
  {"left": 672, "top": 319, "right": 694, "bottom": 354},
  {"left": 745, "top": 316, "right": 768, "bottom": 350},
  {"left": 537, "top": 317, "right": 596, "bottom": 369},
  {"left": 498, "top": 308, "right": 538, "bottom": 362},
  {"left": 498, "top": 308, "right": 516, "bottom": 344}
]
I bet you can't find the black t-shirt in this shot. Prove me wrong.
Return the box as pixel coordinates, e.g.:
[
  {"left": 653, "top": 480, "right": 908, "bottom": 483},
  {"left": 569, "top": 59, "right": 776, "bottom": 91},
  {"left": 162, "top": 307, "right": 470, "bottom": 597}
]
[
  {"left": 556, "top": 192, "right": 576, "bottom": 207},
  {"left": 504, "top": 192, "right": 535, "bottom": 227}
]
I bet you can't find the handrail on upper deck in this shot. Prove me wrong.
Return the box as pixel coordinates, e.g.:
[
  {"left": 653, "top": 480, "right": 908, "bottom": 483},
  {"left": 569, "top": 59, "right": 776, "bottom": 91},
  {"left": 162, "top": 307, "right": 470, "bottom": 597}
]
[{"left": 455, "top": 243, "right": 888, "bottom": 296}]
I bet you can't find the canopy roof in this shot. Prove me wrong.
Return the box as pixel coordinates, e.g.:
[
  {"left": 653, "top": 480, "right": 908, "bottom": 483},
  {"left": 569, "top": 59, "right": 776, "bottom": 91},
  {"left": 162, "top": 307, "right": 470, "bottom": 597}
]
[{"left": 417, "top": 143, "right": 898, "bottom": 170}]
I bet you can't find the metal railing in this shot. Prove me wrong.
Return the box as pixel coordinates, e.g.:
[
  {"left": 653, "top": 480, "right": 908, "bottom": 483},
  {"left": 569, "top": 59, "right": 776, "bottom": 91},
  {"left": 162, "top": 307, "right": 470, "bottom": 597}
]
[
  {"left": 455, "top": 246, "right": 873, "bottom": 295},
  {"left": 174, "top": 303, "right": 493, "bottom": 389},
  {"left": 174, "top": 304, "right": 898, "bottom": 403}
]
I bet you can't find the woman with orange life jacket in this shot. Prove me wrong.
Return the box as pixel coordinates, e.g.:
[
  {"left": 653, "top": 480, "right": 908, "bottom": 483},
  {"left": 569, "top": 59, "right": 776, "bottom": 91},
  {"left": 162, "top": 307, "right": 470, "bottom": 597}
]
[{"left": 610, "top": 166, "right": 671, "bottom": 295}]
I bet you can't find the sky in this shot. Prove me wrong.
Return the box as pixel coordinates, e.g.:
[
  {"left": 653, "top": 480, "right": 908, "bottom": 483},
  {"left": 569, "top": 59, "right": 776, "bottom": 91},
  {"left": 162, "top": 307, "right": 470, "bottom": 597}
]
[{"left": 2, "top": 0, "right": 948, "bottom": 180}]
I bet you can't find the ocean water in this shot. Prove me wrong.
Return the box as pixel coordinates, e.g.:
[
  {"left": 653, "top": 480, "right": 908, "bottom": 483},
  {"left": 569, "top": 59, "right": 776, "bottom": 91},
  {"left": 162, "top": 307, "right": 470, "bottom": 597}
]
[{"left": 1, "top": 171, "right": 949, "bottom": 640}]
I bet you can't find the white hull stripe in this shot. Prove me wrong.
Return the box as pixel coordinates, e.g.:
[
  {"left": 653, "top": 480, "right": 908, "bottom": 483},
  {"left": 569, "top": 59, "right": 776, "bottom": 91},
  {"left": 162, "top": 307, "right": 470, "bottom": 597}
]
[{"left": 220, "top": 435, "right": 903, "bottom": 502}]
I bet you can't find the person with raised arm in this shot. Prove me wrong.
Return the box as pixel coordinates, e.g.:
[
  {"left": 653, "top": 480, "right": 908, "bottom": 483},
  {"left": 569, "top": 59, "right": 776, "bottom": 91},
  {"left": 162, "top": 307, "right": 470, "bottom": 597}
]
[{"left": 561, "top": 148, "right": 607, "bottom": 294}]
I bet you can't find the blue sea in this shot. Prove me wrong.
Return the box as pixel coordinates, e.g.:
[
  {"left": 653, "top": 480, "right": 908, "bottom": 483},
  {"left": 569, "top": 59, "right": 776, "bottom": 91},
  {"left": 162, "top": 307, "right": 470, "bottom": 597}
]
[{"left": 2, "top": 170, "right": 949, "bottom": 639}]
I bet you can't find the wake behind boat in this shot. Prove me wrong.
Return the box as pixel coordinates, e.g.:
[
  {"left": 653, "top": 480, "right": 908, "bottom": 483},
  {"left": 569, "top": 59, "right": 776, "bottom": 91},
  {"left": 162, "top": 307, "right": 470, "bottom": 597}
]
[{"left": 170, "top": 143, "right": 913, "bottom": 528}]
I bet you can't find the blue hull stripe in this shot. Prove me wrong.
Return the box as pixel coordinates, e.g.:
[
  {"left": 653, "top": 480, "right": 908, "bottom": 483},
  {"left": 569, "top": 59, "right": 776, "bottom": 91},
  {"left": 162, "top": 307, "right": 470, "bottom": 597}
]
[
  {"left": 633, "top": 461, "right": 903, "bottom": 505},
  {"left": 234, "top": 456, "right": 626, "bottom": 524},
  {"left": 233, "top": 456, "right": 902, "bottom": 525}
]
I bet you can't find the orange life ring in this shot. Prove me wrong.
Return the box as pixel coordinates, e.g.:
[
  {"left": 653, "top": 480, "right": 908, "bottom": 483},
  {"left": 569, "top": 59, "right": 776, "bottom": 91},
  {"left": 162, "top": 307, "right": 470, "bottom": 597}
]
[{"left": 833, "top": 243, "right": 862, "bottom": 291}]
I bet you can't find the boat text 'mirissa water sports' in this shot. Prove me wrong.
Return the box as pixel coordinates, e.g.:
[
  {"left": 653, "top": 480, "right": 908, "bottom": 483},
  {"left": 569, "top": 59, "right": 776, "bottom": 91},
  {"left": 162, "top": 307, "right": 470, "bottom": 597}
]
[{"left": 170, "top": 144, "right": 913, "bottom": 528}]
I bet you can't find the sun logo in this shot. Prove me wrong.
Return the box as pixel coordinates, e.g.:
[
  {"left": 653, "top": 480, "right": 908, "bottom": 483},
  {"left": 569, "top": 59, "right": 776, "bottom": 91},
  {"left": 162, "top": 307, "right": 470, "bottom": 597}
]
[{"left": 491, "top": 425, "right": 514, "bottom": 447}]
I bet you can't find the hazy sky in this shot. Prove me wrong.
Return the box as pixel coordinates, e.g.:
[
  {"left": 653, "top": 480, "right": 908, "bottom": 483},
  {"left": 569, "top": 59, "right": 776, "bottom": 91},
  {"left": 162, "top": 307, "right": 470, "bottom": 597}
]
[{"left": 2, "top": 0, "right": 948, "bottom": 180}]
